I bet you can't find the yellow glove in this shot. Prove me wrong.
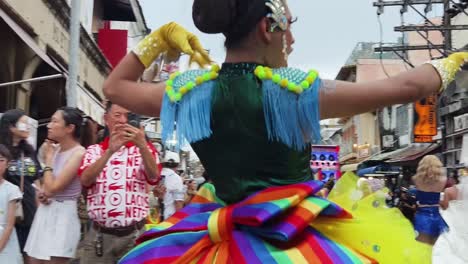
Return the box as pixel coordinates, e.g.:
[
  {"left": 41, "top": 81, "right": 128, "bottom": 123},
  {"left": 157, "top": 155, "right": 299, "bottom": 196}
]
[
  {"left": 133, "top": 22, "right": 211, "bottom": 68},
  {"left": 429, "top": 52, "right": 468, "bottom": 93}
]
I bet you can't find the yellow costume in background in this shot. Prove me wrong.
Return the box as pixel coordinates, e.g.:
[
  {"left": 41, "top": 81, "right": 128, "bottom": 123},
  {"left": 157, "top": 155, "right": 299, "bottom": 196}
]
[{"left": 312, "top": 173, "right": 432, "bottom": 263}]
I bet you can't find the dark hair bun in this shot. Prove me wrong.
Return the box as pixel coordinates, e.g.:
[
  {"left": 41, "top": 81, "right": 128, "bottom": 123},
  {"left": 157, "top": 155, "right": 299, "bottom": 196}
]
[{"left": 192, "top": 0, "right": 236, "bottom": 34}]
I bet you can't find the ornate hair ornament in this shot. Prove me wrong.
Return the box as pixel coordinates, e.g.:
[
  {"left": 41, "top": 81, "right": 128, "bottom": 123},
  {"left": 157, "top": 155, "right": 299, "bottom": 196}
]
[{"left": 265, "top": 0, "right": 288, "bottom": 32}]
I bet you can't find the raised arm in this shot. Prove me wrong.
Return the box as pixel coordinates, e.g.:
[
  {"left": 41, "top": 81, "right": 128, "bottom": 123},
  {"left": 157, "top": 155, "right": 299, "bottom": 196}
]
[
  {"left": 103, "top": 53, "right": 165, "bottom": 116},
  {"left": 320, "top": 53, "right": 468, "bottom": 120},
  {"left": 104, "top": 22, "right": 211, "bottom": 116}
]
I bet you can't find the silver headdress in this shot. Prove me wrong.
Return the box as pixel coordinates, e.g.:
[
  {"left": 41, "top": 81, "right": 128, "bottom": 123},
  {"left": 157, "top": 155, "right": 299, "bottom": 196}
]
[
  {"left": 265, "top": 0, "right": 289, "bottom": 61},
  {"left": 265, "top": 0, "right": 288, "bottom": 32}
]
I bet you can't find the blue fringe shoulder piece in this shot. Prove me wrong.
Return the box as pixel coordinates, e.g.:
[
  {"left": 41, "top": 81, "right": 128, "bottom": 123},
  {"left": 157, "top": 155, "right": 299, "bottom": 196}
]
[
  {"left": 255, "top": 66, "right": 322, "bottom": 151},
  {"left": 160, "top": 68, "right": 218, "bottom": 149},
  {"left": 161, "top": 66, "right": 322, "bottom": 151}
]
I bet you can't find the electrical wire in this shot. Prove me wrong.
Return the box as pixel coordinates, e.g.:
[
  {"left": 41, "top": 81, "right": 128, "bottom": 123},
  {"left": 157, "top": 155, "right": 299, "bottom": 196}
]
[
  {"left": 400, "top": 11, "right": 412, "bottom": 71},
  {"left": 408, "top": 4, "right": 447, "bottom": 56},
  {"left": 423, "top": 9, "right": 435, "bottom": 60},
  {"left": 377, "top": 14, "right": 391, "bottom": 78}
]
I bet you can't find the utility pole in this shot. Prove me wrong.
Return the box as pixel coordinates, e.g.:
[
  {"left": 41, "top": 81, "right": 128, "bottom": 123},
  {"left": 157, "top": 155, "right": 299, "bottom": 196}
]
[
  {"left": 66, "top": 0, "right": 81, "bottom": 107},
  {"left": 373, "top": 0, "right": 468, "bottom": 62},
  {"left": 443, "top": 0, "right": 453, "bottom": 51}
]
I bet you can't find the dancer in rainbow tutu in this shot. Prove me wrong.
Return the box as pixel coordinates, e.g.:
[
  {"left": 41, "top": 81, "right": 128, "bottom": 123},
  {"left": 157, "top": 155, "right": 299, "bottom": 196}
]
[{"left": 104, "top": 0, "right": 468, "bottom": 263}]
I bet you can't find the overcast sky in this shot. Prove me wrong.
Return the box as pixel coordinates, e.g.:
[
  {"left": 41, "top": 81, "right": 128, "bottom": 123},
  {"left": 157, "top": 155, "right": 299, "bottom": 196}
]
[{"left": 140, "top": 1, "right": 444, "bottom": 79}]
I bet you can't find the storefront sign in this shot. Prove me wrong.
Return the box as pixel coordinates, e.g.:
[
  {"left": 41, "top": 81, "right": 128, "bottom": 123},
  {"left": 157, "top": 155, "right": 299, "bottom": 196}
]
[{"left": 413, "top": 95, "right": 437, "bottom": 143}]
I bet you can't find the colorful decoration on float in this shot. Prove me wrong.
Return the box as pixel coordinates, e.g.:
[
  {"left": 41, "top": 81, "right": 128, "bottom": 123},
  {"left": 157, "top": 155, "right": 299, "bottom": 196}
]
[{"left": 311, "top": 145, "right": 341, "bottom": 181}]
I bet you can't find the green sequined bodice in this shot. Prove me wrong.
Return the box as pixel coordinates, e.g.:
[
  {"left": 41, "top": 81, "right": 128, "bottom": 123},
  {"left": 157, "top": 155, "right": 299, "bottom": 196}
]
[{"left": 191, "top": 63, "right": 312, "bottom": 204}]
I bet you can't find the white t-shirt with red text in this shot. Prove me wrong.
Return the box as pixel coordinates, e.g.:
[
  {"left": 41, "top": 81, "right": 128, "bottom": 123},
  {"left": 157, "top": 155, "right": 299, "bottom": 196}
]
[{"left": 78, "top": 138, "right": 160, "bottom": 228}]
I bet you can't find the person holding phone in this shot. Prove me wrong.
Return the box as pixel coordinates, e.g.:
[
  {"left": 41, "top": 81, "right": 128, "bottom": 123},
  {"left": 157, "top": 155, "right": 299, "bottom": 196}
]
[
  {"left": 78, "top": 102, "right": 161, "bottom": 264},
  {"left": 127, "top": 113, "right": 141, "bottom": 128}
]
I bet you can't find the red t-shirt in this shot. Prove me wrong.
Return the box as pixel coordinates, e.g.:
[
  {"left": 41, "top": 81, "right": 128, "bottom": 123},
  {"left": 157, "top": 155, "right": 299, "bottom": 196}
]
[{"left": 78, "top": 137, "right": 161, "bottom": 228}]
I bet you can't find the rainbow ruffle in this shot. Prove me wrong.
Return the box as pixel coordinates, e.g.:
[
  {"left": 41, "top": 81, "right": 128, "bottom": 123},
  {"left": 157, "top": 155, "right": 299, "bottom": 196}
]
[{"left": 120, "top": 173, "right": 431, "bottom": 264}]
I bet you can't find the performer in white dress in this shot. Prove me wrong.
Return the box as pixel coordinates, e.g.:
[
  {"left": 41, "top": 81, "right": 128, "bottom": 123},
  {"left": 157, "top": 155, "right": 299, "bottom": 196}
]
[{"left": 433, "top": 168, "right": 468, "bottom": 264}]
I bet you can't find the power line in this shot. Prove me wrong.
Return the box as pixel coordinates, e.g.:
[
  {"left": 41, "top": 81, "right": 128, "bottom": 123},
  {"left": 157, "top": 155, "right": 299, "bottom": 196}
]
[
  {"left": 373, "top": 0, "right": 468, "bottom": 57},
  {"left": 400, "top": 10, "right": 413, "bottom": 68},
  {"left": 395, "top": 24, "right": 468, "bottom": 30},
  {"left": 377, "top": 14, "right": 392, "bottom": 77}
]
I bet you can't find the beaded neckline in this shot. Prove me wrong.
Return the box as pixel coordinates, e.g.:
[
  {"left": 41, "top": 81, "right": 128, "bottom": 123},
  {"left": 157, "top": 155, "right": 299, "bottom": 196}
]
[
  {"left": 164, "top": 64, "right": 320, "bottom": 102},
  {"left": 219, "top": 63, "right": 259, "bottom": 76}
]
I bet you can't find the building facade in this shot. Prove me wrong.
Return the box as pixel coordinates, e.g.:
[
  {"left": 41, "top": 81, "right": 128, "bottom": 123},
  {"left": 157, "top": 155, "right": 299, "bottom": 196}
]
[
  {"left": 335, "top": 44, "right": 405, "bottom": 169},
  {"left": 0, "top": 0, "right": 147, "bottom": 144},
  {"left": 440, "top": 12, "right": 468, "bottom": 172}
]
